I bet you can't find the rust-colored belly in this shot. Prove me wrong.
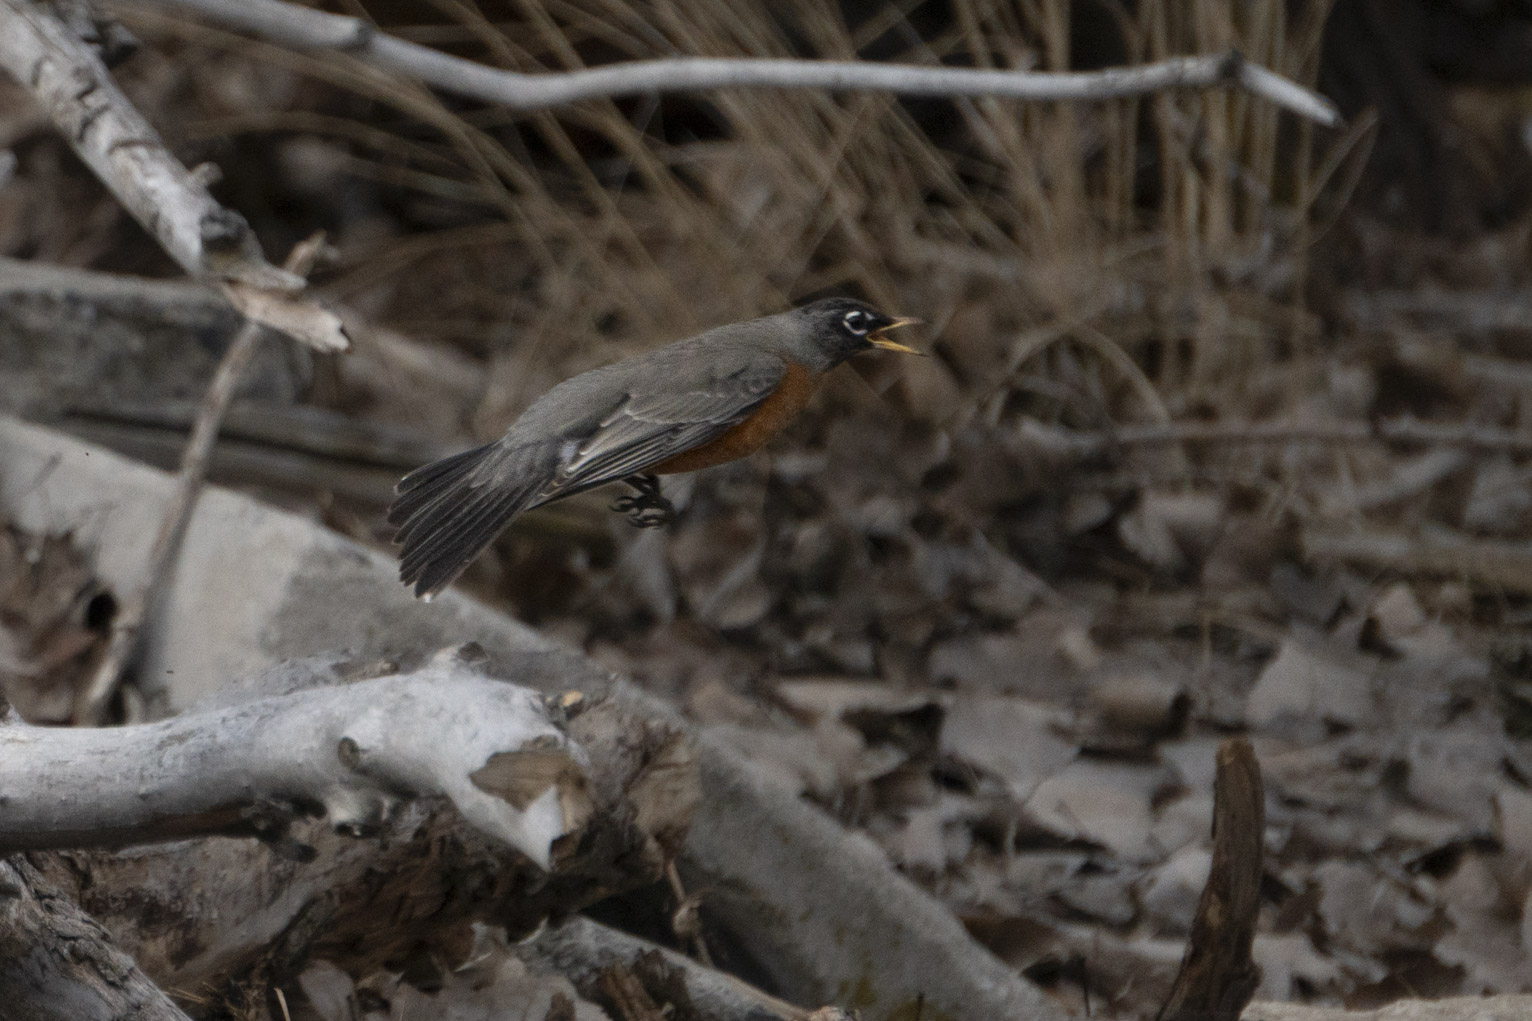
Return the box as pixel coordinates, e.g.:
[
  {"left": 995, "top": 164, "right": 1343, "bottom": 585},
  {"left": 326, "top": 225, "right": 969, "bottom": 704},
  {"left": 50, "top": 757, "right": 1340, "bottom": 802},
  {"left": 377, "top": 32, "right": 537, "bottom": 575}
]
[{"left": 652, "top": 361, "right": 818, "bottom": 474}]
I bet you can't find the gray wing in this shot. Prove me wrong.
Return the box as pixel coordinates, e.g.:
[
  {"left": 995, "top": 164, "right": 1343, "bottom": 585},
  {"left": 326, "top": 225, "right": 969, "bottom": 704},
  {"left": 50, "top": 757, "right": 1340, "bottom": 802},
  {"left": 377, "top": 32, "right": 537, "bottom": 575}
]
[
  {"left": 389, "top": 344, "right": 783, "bottom": 599},
  {"left": 528, "top": 354, "right": 785, "bottom": 506}
]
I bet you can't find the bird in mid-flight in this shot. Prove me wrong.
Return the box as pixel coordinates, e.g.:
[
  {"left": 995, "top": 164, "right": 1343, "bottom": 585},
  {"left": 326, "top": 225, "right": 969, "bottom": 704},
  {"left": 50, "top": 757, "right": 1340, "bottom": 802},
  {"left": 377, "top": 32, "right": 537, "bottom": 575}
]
[{"left": 388, "top": 297, "right": 920, "bottom": 599}]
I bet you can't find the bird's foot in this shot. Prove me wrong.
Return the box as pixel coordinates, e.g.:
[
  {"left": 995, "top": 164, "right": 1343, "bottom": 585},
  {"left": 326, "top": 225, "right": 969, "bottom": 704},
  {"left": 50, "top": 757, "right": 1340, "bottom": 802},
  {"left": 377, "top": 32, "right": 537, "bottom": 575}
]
[{"left": 612, "top": 474, "right": 674, "bottom": 528}]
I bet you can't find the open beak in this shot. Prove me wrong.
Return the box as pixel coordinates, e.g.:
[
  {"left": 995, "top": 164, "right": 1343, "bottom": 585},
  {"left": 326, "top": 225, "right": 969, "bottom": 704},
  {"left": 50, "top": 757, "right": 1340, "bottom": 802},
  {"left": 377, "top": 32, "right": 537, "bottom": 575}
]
[{"left": 868, "top": 316, "right": 923, "bottom": 354}]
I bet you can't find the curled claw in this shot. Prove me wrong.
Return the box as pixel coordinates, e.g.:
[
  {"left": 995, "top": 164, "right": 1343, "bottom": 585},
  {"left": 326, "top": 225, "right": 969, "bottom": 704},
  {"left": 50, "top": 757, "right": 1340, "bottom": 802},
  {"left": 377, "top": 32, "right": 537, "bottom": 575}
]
[{"left": 611, "top": 474, "right": 675, "bottom": 528}]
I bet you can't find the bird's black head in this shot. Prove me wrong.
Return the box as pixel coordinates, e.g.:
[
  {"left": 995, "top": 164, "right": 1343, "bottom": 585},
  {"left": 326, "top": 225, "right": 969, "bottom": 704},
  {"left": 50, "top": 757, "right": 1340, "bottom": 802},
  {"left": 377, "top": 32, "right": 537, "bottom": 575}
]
[{"left": 792, "top": 297, "right": 921, "bottom": 369}]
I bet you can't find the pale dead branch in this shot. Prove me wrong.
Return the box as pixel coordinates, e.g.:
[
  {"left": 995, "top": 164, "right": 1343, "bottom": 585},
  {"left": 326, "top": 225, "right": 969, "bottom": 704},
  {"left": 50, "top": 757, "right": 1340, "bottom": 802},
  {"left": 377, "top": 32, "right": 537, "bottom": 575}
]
[
  {"left": 18, "top": 656, "right": 694, "bottom": 997},
  {"left": 0, "top": 0, "right": 350, "bottom": 353},
  {"left": 0, "top": 0, "right": 288, "bottom": 287},
  {"left": 123, "top": 0, "right": 1339, "bottom": 125},
  {"left": 9, "top": 651, "right": 587, "bottom": 866}
]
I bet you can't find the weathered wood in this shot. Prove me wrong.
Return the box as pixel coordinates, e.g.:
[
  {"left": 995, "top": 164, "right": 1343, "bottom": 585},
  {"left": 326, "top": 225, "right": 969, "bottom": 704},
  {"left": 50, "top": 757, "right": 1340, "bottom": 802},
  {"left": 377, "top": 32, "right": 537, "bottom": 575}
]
[
  {"left": 24, "top": 659, "right": 695, "bottom": 999},
  {"left": 3, "top": 652, "right": 584, "bottom": 863},
  {"left": 1157, "top": 738, "right": 1266, "bottom": 1021},
  {"left": 0, "top": 856, "right": 191, "bottom": 1021},
  {"left": 520, "top": 915, "right": 799, "bottom": 1021}
]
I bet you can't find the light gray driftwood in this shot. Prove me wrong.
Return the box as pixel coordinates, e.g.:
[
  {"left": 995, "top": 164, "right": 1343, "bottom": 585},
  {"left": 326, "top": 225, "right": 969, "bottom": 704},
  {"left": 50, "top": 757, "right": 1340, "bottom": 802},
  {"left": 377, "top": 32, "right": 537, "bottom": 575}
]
[
  {"left": 21, "top": 655, "right": 696, "bottom": 995},
  {"left": 0, "top": 416, "right": 1067, "bottom": 1021},
  {"left": 0, "top": 0, "right": 349, "bottom": 353},
  {"left": 0, "top": 651, "right": 578, "bottom": 866}
]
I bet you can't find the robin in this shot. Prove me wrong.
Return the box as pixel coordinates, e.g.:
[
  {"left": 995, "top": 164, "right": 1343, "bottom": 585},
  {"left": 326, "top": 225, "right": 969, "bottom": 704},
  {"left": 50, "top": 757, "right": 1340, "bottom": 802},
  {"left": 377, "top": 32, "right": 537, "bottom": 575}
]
[{"left": 389, "top": 297, "right": 920, "bottom": 599}]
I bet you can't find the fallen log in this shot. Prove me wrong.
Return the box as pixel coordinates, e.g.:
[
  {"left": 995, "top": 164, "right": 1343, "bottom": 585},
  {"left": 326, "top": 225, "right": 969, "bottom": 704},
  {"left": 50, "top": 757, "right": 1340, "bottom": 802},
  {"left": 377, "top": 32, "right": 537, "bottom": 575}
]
[
  {"left": 19, "top": 651, "right": 695, "bottom": 1004},
  {"left": 0, "top": 416, "right": 1067, "bottom": 1021}
]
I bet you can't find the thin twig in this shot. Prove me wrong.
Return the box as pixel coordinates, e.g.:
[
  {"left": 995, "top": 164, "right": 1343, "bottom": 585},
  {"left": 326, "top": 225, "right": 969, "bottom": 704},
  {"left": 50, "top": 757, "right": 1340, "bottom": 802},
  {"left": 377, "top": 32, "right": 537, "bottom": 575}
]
[
  {"left": 1302, "top": 527, "right": 1532, "bottom": 595},
  {"left": 123, "top": 0, "right": 1339, "bottom": 125},
  {"left": 74, "top": 235, "right": 326, "bottom": 725},
  {"left": 1019, "top": 417, "right": 1532, "bottom": 459},
  {"left": 664, "top": 859, "right": 713, "bottom": 968}
]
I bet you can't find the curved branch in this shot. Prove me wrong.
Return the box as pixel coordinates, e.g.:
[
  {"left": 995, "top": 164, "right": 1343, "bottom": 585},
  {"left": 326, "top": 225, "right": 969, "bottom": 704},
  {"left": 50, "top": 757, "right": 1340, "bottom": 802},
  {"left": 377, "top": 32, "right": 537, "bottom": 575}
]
[
  {"left": 2, "top": 652, "right": 585, "bottom": 868},
  {"left": 125, "top": 0, "right": 1340, "bottom": 125}
]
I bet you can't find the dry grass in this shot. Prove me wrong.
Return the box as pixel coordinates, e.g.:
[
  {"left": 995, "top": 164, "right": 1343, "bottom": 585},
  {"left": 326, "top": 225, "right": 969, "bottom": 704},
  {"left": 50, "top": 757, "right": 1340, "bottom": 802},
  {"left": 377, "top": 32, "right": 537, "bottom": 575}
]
[{"left": 117, "top": 0, "right": 1358, "bottom": 441}]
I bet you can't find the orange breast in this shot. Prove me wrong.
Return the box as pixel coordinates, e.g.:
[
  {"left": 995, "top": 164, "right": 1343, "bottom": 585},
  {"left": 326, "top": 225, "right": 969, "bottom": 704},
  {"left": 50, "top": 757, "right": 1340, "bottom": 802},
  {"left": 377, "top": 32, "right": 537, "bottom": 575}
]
[{"left": 651, "top": 361, "right": 818, "bottom": 474}]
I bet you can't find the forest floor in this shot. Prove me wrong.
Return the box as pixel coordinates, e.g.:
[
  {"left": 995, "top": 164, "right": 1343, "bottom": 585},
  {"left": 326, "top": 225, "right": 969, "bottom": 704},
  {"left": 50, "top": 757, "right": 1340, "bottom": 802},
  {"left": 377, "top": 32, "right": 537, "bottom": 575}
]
[{"left": 4, "top": 3, "right": 1532, "bottom": 1017}]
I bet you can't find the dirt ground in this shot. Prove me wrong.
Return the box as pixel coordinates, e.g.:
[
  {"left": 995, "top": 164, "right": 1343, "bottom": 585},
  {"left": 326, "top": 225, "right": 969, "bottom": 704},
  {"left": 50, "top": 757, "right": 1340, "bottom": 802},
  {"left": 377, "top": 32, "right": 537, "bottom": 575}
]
[{"left": 5, "top": 2, "right": 1532, "bottom": 1018}]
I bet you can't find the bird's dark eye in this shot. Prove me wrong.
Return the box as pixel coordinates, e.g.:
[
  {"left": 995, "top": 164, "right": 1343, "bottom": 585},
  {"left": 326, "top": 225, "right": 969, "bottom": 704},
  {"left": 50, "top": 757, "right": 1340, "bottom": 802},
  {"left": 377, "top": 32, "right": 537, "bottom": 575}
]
[{"left": 842, "top": 310, "right": 869, "bottom": 336}]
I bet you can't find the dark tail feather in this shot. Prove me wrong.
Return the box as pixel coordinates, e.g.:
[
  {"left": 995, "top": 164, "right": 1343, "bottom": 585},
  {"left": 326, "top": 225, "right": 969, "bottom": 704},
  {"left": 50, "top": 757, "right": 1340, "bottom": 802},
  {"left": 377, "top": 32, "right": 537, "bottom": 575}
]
[
  {"left": 388, "top": 443, "right": 538, "bottom": 600},
  {"left": 387, "top": 442, "right": 496, "bottom": 526}
]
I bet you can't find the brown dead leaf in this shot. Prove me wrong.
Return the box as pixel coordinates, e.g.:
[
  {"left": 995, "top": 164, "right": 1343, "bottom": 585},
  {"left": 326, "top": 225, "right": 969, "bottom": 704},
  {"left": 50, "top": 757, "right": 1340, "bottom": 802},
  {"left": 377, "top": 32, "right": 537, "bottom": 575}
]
[
  {"left": 471, "top": 743, "right": 592, "bottom": 835},
  {"left": 1435, "top": 854, "right": 1532, "bottom": 994},
  {"left": 1085, "top": 672, "right": 1187, "bottom": 736},
  {"left": 667, "top": 510, "right": 771, "bottom": 631},
  {"left": 1118, "top": 491, "right": 1224, "bottom": 575},
  {"left": 1315, "top": 861, "right": 1435, "bottom": 957},
  {"left": 1140, "top": 845, "right": 1213, "bottom": 935},
  {"left": 0, "top": 525, "right": 108, "bottom": 723}
]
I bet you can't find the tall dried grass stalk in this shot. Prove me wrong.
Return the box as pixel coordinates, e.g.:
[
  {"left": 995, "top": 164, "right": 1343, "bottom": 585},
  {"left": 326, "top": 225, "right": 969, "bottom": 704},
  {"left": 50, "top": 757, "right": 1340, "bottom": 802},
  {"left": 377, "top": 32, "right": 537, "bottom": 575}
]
[{"left": 125, "top": 0, "right": 1354, "bottom": 433}]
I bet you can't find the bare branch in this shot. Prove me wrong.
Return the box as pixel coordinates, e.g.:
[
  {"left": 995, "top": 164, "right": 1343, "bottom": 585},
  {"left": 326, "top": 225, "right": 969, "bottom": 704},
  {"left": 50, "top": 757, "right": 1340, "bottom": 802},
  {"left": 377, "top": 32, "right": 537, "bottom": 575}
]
[
  {"left": 1156, "top": 739, "right": 1265, "bottom": 1021},
  {"left": 1017, "top": 417, "right": 1532, "bottom": 459},
  {"left": 1301, "top": 527, "right": 1532, "bottom": 595},
  {"left": 8, "top": 653, "right": 587, "bottom": 867},
  {"left": 24, "top": 663, "right": 695, "bottom": 993},
  {"left": 0, "top": 0, "right": 289, "bottom": 287},
  {"left": 0, "top": 0, "right": 349, "bottom": 354},
  {"left": 124, "top": 0, "right": 1339, "bottom": 125}
]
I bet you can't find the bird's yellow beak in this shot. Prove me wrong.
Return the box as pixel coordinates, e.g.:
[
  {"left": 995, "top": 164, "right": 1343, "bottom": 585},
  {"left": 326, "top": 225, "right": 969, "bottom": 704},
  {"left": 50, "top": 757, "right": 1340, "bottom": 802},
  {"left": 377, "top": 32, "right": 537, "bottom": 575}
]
[{"left": 869, "top": 316, "right": 923, "bottom": 354}]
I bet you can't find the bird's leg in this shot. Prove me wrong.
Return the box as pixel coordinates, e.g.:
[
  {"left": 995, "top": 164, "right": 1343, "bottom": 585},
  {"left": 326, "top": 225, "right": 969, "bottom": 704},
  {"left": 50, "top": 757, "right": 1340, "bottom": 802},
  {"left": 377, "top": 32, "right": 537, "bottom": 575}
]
[{"left": 611, "top": 474, "right": 674, "bottom": 528}]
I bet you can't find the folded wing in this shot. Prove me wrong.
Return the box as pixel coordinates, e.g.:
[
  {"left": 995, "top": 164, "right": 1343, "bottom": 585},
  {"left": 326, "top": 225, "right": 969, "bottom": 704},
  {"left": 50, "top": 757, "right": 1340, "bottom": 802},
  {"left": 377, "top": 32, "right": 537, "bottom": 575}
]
[
  {"left": 389, "top": 353, "right": 784, "bottom": 599},
  {"left": 531, "top": 357, "right": 784, "bottom": 506}
]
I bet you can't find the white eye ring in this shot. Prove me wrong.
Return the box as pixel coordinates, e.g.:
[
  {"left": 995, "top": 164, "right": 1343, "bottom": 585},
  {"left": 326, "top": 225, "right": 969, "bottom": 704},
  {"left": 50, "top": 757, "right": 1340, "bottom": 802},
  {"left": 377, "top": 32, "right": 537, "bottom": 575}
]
[{"left": 842, "top": 310, "right": 869, "bottom": 336}]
